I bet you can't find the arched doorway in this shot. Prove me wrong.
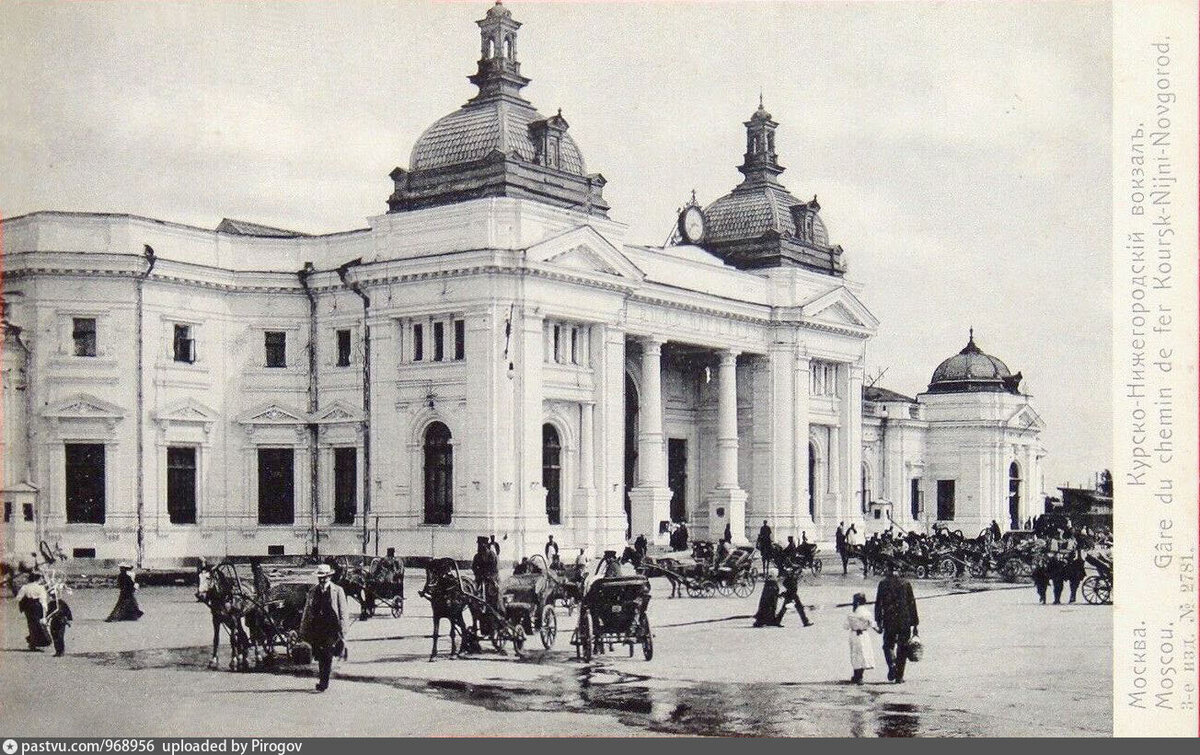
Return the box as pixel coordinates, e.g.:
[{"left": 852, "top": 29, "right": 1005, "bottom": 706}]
[
  {"left": 423, "top": 422, "right": 453, "bottom": 525},
  {"left": 1008, "top": 462, "right": 1021, "bottom": 530},
  {"left": 543, "top": 424, "right": 562, "bottom": 525},
  {"left": 623, "top": 373, "right": 639, "bottom": 540}
]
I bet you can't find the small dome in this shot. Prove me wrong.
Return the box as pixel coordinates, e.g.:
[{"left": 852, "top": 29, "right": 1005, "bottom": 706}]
[
  {"left": 927, "top": 331, "right": 1022, "bottom": 394},
  {"left": 409, "top": 100, "right": 587, "bottom": 175},
  {"left": 703, "top": 185, "right": 829, "bottom": 247}
]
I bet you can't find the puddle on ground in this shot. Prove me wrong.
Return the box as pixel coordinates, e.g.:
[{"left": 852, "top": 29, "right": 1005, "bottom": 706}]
[{"left": 81, "top": 645, "right": 979, "bottom": 736}]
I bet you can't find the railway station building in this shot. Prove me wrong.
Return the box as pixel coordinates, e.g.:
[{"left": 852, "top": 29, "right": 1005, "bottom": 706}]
[{"left": 0, "top": 2, "right": 1046, "bottom": 566}]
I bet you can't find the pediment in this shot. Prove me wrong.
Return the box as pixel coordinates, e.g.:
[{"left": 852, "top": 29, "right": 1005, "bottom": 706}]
[
  {"left": 237, "top": 402, "right": 307, "bottom": 425},
  {"left": 313, "top": 401, "right": 362, "bottom": 424},
  {"left": 800, "top": 287, "right": 879, "bottom": 332},
  {"left": 525, "top": 225, "right": 644, "bottom": 281},
  {"left": 155, "top": 398, "right": 218, "bottom": 424},
  {"left": 43, "top": 393, "right": 125, "bottom": 420},
  {"left": 1007, "top": 405, "right": 1045, "bottom": 431}
]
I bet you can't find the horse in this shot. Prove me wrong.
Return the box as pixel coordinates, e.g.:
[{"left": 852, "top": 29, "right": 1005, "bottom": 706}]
[
  {"left": 640, "top": 556, "right": 685, "bottom": 598},
  {"left": 198, "top": 561, "right": 271, "bottom": 671},
  {"left": 334, "top": 555, "right": 405, "bottom": 620},
  {"left": 1, "top": 540, "right": 67, "bottom": 596},
  {"left": 418, "top": 558, "right": 478, "bottom": 660}
]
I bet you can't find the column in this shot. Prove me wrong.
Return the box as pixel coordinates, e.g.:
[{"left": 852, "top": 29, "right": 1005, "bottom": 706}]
[
  {"left": 572, "top": 400, "right": 598, "bottom": 549},
  {"left": 839, "top": 363, "right": 864, "bottom": 530},
  {"left": 628, "top": 337, "right": 672, "bottom": 543},
  {"left": 596, "top": 326, "right": 626, "bottom": 552},
  {"left": 793, "top": 353, "right": 812, "bottom": 532},
  {"left": 579, "top": 403, "right": 594, "bottom": 490},
  {"left": 704, "top": 349, "right": 748, "bottom": 543}
]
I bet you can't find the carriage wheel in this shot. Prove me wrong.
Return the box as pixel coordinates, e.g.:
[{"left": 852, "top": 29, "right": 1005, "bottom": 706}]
[
  {"left": 715, "top": 581, "right": 734, "bottom": 597},
  {"left": 540, "top": 605, "right": 558, "bottom": 649},
  {"left": 578, "top": 611, "right": 593, "bottom": 662},
  {"left": 1081, "top": 576, "right": 1111, "bottom": 605},
  {"left": 732, "top": 575, "right": 754, "bottom": 599},
  {"left": 914, "top": 564, "right": 928, "bottom": 579},
  {"left": 700, "top": 581, "right": 717, "bottom": 598},
  {"left": 968, "top": 560, "right": 988, "bottom": 579},
  {"left": 391, "top": 599, "right": 404, "bottom": 618},
  {"left": 685, "top": 581, "right": 704, "bottom": 598},
  {"left": 812, "top": 559, "right": 823, "bottom": 576},
  {"left": 512, "top": 625, "right": 526, "bottom": 654},
  {"left": 639, "top": 613, "right": 653, "bottom": 661},
  {"left": 936, "top": 558, "right": 957, "bottom": 579}
]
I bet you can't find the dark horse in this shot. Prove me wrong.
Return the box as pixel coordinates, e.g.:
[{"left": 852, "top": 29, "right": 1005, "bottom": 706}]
[
  {"left": 418, "top": 558, "right": 480, "bottom": 660},
  {"left": 333, "top": 555, "right": 405, "bottom": 620},
  {"left": 197, "top": 561, "right": 285, "bottom": 671}
]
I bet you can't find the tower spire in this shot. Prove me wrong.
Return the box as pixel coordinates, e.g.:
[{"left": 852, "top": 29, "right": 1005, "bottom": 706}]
[
  {"left": 738, "top": 97, "right": 784, "bottom": 186},
  {"left": 468, "top": 1, "right": 531, "bottom": 102}
]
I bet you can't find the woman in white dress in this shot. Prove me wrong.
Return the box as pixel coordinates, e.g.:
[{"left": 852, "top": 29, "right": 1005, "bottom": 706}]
[{"left": 845, "top": 592, "right": 877, "bottom": 684}]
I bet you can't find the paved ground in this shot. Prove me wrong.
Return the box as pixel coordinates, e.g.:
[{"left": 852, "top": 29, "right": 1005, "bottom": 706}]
[{"left": 0, "top": 568, "right": 1111, "bottom": 737}]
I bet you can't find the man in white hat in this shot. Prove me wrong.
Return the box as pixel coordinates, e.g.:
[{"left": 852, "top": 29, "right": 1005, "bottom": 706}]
[{"left": 299, "top": 563, "right": 348, "bottom": 692}]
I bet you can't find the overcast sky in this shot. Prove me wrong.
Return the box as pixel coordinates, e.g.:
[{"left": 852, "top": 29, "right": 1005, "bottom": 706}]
[{"left": 0, "top": 0, "right": 1112, "bottom": 490}]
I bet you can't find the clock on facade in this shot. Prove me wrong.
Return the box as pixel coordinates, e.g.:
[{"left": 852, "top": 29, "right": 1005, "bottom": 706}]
[{"left": 678, "top": 205, "right": 707, "bottom": 244}]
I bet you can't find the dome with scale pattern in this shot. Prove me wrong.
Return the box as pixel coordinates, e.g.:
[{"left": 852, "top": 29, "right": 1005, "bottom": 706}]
[{"left": 927, "top": 332, "right": 1023, "bottom": 394}]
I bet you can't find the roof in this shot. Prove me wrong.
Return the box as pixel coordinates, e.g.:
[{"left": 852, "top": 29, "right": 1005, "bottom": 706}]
[
  {"left": 927, "top": 331, "right": 1022, "bottom": 394},
  {"left": 216, "top": 218, "right": 309, "bottom": 238},
  {"left": 703, "top": 183, "right": 828, "bottom": 248},
  {"left": 862, "top": 385, "right": 917, "bottom": 404}
]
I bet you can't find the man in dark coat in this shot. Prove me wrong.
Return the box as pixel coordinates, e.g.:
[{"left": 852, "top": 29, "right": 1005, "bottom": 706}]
[
  {"left": 874, "top": 566, "right": 919, "bottom": 683},
  {"left": 489, "top": 535, "right": 501, "bottom": 559},
  {"left": 777, "top": 569, "right": 813, "bottom": 627},
  {"left": 473, "top": 536, "right": 500, "bottom": 612},
  {"left": 1031, "top": 553, "right": 1050, "bottom": 604},
  {"left": 1065, "top": 548, "right": 1087, "bottom": 603},
  {"left": 545, "top": 535, "right": 559, "bottom": 562},
  {"left": 835, "top": 522, "right": 847, "bottom": 574},
  {"left": 756, "top": 520, "right": 773, "bottom": 573},
  {"left": 105, "top": 563, "right": 143, "bottom": 622},
  {"left": 300, "top": 563, "right": 349, "bottom": 692}
]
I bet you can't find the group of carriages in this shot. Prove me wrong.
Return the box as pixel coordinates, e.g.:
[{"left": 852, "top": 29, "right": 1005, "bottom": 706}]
[{"left": 640, "top": 541, "right": 759, "bottom": 598}]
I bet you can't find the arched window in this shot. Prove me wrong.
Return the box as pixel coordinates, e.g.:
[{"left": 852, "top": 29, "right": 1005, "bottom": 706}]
[
  {"left": 504, "top": 34, "right": 516, "bottom": 60},
  {"left": 1008, "top": 462, "right": 1021, "bottom": 530},
  {"left": 808, "top": 443, "right": 817, "bottom": 519},
  {"left": 423, "top": 422, "right": 453, "bottom": 525},
  {"left": 543, "top": 424, "right": 562, "bottom": 525},
  {"left": 485, "top": 38, "right": 496, "bottom": 59}
]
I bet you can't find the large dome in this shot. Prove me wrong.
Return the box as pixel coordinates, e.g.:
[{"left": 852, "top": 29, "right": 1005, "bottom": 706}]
[
  {"left": 410, "top": 100, "right": 587, "bottom": 175},
  {"left": 927, "top": 332, "right": 1022, "bottom": 394},
  {"left": 704, "top": 184, "right": 828, "bottom": 247}
]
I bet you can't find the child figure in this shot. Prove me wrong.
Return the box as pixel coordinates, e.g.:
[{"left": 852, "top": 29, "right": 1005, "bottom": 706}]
[
  {"left": 46, "top": 583, "right": 73, "bottom": 657},
  {"left": 845, "top": 592, "right": 877, "bottom": 684}
]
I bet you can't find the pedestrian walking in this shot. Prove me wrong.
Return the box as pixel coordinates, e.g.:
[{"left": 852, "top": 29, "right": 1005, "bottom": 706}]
[
  {"left": 1032, "top": 553, "right": 1050, "bottom": 604},
  {"left": 845, "top": 592, "right": 877, "bottom": 684},
  {"left": 16, "top": 572, "right": 52, "bottom": 651},
  {"left": 105, "top": 563, "right": 143, "bottom": 622},
  {"left": 1065, "top": 548, "right": 1086, "bottom": 603},
  {"left": 299, "top": 563, "right": 349, "bottom": 693},
  {"left": 835, "top": 522, "right": 847, "bottom": 575},
  {"left": 777, "top": 570, "right": 813, "bottom": 627},
  {"left": 874, "top": 565, "right": 919, "bottom": 683}
]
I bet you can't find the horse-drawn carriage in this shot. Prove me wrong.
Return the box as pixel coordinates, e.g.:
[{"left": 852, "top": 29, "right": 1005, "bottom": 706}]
[
  {"left": 1081, "top": 553, "right": 1113, "bottom": 605},
  {"left": 419, "top": 558, "right": 529, "bottom": 658},
  {"left": 571, "top": 574, "right": 653, "bottom": 662},
  {"left": 776, "top": 542, "right": 823, "bottom": 576},
  {"left": 642, "top": 543, "right": 757, "bottom": 598},
  {"left": 501, "top": 566, "right": 558, "bottom": 650},
  {"left": 332, "top": 554, "right": 405, "bottom": 618},
  {"left": 198, "top": 559, "right": 313, "bottom": 670}
]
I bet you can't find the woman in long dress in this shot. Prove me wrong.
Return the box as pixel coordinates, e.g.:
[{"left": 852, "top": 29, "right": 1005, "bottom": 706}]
[
  {"left": 105, "top": 563, "right": 143, "bottom": 622},
  {"left": 845, "top": 592, "right": 877, "bottom": 684}
]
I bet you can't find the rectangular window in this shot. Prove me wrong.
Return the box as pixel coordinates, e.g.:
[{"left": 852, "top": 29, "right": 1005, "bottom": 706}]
[
  {"left": 911, "top": 478, "right": 921, "bottom": 520},
  {"left": 3, "top": 501, "right": 10, "bottom": 523},
  {"left": 257, "top": 448, "right": 295, "bottom": 525},
  {"left": 166, "top": 446, "right": 197, "bottom": 524},
  {"left": 412, "top": 324, "right": 424, "bottom": 361},
  {"left": 72, "top": 317, "right": 97, "bottom": 357},
  {"left": 22, "top": 503, "right": 33, "bottom": 522},
  {"left": 267, "top": 545, "right": 286, "bottom": 556},
  {"left": 454, "top": 319, "right": 465, "bottom": 360},
  {"left": 570, "top": 327, "right": 579, "bottom": 364},
  {"left": 72, "top": 547, "right": 96, "bottom": 559},
  {"left": 173, "top": 324, "right": 195, "bottom": 363},
  {"left": 65, "top": 443, "right": 105, "bottom": 524},
  {"left": 333, "top": 447, "right": 357, "bottom": 525},
  {"left": 552, "top": 325, "right": 562, "bottom": 363},
  {"left": 936, "top": 479, "right": 956, "bottom": 521},
  {"left": 264, "top": 331, "right": 286, "bottom": 368},
  {"left": 433, "top": 321, "right": 445, "bottom": 361},
  {"left": 336, "top": 329, "right": 352, "bottom": 367}
]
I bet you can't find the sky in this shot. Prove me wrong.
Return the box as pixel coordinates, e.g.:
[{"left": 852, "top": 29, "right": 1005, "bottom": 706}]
[{"left": 0, "top": 0, "right": 1113, "bottom": 490}]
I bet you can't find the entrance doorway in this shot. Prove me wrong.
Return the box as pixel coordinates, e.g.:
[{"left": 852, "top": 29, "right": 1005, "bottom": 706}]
[
  {"left": 623, "top": 373, "right": 638, "bottom": 540},
  {"left": 668, "top": 438, "right": 687, "bottom": 523}
]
